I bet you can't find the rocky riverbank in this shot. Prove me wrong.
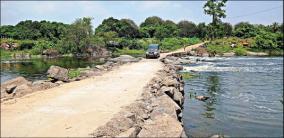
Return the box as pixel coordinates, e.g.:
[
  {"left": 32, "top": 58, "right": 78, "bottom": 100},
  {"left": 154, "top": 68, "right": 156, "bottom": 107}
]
[
  {"left": 0, "top": 55, "right": 141, "bottom": 102},
  {"left": 90, "top": 59, "right": 186, "bottom": 137}
]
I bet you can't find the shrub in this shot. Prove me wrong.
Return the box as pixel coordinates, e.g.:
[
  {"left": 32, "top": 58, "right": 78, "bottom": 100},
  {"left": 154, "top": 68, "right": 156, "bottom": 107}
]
[
  {"left": 31, "top": 40, "right": 54, "bottom": 55},
  {"left": 234, "top": 46, "right": 247, "bottom": 56},
  {"left": 68, "top": 69, "right": 81, "bottom": 79}
]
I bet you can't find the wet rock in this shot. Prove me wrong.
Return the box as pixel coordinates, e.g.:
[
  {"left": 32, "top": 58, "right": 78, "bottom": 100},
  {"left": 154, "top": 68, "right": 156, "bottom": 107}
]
[
  {"left": 195, "top": 95, "right": 209, "bottom": 101},
  {"left": 137, "top": 114, "right": 183, "bottom": 137},
  {"left": 47, "top": 65, "right": 69, "bottom": 82}
]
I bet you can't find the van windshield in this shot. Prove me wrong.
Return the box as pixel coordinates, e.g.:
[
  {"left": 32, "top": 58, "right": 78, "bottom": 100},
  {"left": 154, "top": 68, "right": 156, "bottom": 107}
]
[{"left": 148, "top": 45, "right": 158, "bottom": 50}]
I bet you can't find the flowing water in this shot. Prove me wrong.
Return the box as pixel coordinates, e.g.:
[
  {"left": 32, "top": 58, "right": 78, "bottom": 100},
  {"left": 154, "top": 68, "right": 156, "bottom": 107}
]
[
  {"left": 182, "top": 56, "right": 283, "bottom": 137},
  {"left": 0, "top": 57, "right": 104, "bottom": 83}
]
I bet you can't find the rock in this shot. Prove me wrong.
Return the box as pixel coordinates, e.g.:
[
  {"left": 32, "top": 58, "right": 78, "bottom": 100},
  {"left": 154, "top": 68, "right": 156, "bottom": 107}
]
[
  {"left": 175, "top": 65, "right": 183, "bottom": 70},
  {"left": 91, "top": 112, "right": 136, "bottom": 137},
  {"left": 189, "top": 50, "right": 197, "bottom": 56},
  {"left": 110, "top": 55, "right": 140, "bottom": 63},
  {"left": 152, "top": 83, "right": 160, "bottom": 90},
  {"left": 162, "top": 76, "right": 179, "bottom": 87},
  {"left": 47, "top": 65, "right": 69, "bottom": 81},
  {"left": 195, "top": 95, "right": 209, "bottom": 101},
  {"left": 173, "top": 88, "right": 184, "bottom": 106},
  {"left": 160, "top": 86, "right": 174, "bottom": 97},
  {"left": 13, "top": 84, "right": 33, "bottom": 97},
  {"left": 116, "top": 127, "right": 141, "bottom": 137},
  {"left": 32, "top": 80, "right": 59, "bottom": 91},
  {"left": 1, "top": 77, "right": 31, "bottom": 94},
  {"left": 223, "top": 52, "right": 235, "bottom": 57},
  {"left": 80, "top": 70, "right": 101, "bottom": 77},
  {"left": 137, "top": 114, "right": 183, "bottom": 137},
  {"left": 95, "top": 65, "right": 105, "bottom": 70},
  {"left": 150, "top": 95, "right": 181, "bottom": 120},
  {"left": 181, "top": 129, "right": 187, "bottom": 138}
]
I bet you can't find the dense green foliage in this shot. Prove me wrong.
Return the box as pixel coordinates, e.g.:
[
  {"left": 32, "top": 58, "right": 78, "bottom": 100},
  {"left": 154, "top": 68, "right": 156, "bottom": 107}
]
[{"left": 1, "top": 13, "right": 283, "bottom": 58}]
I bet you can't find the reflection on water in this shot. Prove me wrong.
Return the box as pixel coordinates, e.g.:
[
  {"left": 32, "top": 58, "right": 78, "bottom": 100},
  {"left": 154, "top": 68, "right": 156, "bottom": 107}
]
[
  {"left": 1, "top": 57, "right": 104, "bottom": 82},
  {"left": 182, "top": 57, "right": 283, "bottom": 137}
]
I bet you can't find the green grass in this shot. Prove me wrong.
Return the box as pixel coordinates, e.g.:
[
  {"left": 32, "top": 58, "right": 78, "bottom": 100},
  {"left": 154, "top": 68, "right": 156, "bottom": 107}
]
[{"left": 206, "top": 44, "right": 232, "bottom": 55}]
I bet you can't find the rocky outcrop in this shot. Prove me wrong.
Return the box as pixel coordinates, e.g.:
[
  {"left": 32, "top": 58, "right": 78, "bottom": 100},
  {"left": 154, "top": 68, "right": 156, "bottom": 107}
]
[
  {"left": 90, "top": 62, "right": 186, "bottom": 137},
  {"left": 47, "top": 65, "right": 69, "bottom": 82}
]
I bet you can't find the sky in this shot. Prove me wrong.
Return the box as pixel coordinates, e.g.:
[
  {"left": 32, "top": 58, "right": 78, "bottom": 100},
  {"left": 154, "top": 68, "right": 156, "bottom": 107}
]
[{"left": 1, "top": 1, "right": 283, "bottom": 28}]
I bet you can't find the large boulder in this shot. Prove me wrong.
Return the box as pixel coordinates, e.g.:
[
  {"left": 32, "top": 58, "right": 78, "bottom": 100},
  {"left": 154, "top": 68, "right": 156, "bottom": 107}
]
[
  {"left": 47, "top": 65, "right": 69, "bottom": 81},
  {"left": 137, "top": 114, "right": 183, "bottom": 137},
  {"left": 0, "top": 76, "right": 31, "bottom": 94}
]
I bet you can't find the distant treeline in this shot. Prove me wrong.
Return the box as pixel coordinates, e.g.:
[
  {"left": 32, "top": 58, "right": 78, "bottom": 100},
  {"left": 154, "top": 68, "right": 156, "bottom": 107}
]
[
  {"left": 0, "top": 16, "right": 283, "bottom": 54},
  {"left": 1, "top": 16, "right": 283, "bottom": 40}
]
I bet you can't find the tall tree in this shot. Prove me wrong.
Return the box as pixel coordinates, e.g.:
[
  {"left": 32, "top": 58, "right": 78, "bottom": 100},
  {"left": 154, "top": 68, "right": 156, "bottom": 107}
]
[
  {"left": 204, "top": 0, "right": 227, "bottom": 25},
  {"left": 204, "top": 0, "right": 227, "bottom": 38}
]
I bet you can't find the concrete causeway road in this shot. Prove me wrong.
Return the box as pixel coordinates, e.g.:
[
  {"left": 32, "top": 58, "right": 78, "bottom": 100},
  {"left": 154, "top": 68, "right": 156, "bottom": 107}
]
[{"left": 0, "top": 43, "right": 204, "bottom": 137}]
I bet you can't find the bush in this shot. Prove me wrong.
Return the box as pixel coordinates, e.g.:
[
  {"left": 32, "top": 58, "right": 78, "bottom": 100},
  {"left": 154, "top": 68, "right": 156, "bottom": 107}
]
[
  {"left": 18, "top": 40, "right": 36, "bottom": 50},
  {"left": 253, "top": 31, "right": 278, "bottom": 49},
  {"left": 68, "top": 69, "right": 81, "bottom": 79},
  {"left": 234, "top": 46, "right": 247, "bottom": 56},
  {"left": 31, "top": 40, "right": 54, "bottom": 55}
]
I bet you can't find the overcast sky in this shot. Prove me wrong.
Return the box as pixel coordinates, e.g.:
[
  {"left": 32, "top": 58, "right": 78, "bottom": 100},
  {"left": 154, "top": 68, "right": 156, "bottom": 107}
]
[{"left": 1, "top": 1, "right": 283, "bottom": 28}]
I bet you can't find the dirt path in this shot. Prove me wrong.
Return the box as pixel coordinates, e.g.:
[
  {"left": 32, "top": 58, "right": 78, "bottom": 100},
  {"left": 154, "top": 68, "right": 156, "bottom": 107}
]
[{"left": 1, "top": 43, "right": 204, "bottom": 137}]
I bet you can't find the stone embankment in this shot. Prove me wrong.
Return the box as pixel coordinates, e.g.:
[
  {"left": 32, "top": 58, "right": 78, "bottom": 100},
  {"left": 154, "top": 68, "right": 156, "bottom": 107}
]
[
  {"left": 90, "top": 58, "right": 186, "bottom": 137},
  {"left": 0, "top": 55, "right": 141, "bottom": 102}
]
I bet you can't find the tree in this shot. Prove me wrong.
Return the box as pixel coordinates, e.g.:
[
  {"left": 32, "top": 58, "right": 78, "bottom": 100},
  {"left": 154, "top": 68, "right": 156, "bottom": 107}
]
[
  {"left": 117, "top": 19, "right": 139, "bottom": 38},
  {"left": 140, "top": 16, "right": 164, "bottom": 27},
  {"left": 196, "top": 22, "right": 208, "bottom": 39},
  {"left": 204, "top": 0, "right": 227, "bottom": 39},
  {"left": 233, "top": 22, "right": 257, "bottom": 38},
  {"left": 204, "top": 0, "right": 227, "bottom": 25},
  {"left": 60, "top": 17, "right": 93, "bottom": 54},
  {"left": 155, "top": 20, "right": 179, "bottom": 39},
  {"left": 95, "top": 17, "right": 120, "bottom": 35},
  {"left": 177, "top": 20, "right": 197, "bottom": 37}
]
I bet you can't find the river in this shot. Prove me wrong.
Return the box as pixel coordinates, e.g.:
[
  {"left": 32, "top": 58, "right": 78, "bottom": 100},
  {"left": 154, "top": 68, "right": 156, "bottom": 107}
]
[
  {"left": 0, "top": 57, "right": 104, "bottom": 83},
  {"left": 182, "top": 56, "right": 283, "bottom": 137}
]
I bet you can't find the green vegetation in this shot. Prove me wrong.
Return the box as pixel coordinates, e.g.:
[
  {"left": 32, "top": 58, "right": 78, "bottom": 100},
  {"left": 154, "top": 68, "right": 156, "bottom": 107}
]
[
  {"left": 112, "top": 48, "right": 145, "bottom": 57},
  {"left": 0, "top": 0, "right": 282, "bottom": 58},
  {"left": 68, "top": 69, "right": 81, "bottom": 79},
  {"left": 180, "top": 72, "right": 198, "bottom": 80}
]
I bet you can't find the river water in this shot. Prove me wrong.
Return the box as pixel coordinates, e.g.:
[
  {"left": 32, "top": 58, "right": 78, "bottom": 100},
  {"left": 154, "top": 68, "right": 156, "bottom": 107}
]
[
  {"left": 182, "top": 56, "right": 283, "bottom": 137},
  {"left": 0, "top": 57, "right": 104, "bottom": 83}
]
